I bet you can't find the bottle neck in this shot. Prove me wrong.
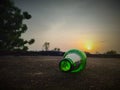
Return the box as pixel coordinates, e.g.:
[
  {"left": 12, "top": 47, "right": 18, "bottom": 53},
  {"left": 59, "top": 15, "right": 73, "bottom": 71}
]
[{"left": 59, "top": 58, "right": 73, "bottom": 72}]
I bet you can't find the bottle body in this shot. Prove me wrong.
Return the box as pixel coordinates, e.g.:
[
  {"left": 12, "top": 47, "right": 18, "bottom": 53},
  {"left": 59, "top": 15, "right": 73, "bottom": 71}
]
[{"left": 59, "top": 49, "right": 87, "bottom": 73}]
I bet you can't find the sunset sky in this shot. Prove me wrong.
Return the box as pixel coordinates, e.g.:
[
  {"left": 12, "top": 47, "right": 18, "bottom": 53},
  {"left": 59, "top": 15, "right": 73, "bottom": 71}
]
[{"left": 13, "top": 0, "right": 120, "bottom": 53}]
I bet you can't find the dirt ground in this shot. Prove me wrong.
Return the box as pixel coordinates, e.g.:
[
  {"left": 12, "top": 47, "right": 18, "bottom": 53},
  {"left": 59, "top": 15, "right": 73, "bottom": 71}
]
[{"left": 0, "top": 56, "right": 119, "bottom": 90}]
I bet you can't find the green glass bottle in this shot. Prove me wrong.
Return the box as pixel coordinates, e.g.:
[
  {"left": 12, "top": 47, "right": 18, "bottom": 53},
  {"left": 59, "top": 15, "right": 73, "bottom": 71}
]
[{"left": 59, "top": 49, "right": 87, "bottom": 73}]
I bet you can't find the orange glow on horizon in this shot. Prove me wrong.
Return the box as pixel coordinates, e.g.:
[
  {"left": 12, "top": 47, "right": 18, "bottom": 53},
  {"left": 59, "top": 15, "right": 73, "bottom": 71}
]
[{"left": 75, "top": 40, "right": 95, "bottom": 53}]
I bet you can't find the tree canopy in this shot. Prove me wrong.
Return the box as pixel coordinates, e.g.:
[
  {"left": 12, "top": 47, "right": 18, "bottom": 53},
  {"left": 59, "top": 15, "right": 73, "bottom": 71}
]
[
  {"left": 105, "top": 50, "right": 117, "bottom": 55},
  {"left": 0, "top": 0, "right": 35, "bottom": 51}
]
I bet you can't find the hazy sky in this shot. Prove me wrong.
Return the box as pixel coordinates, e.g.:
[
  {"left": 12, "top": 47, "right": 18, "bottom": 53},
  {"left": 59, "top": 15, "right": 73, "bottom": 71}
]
[{"left": 13, "top": 0, "right": 120, "bottom": 53}]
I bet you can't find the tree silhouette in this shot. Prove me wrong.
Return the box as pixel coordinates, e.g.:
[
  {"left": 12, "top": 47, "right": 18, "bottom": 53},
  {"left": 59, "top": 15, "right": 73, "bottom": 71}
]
[
  {"left": 0, "top": 0, "right": 35, "bottom": 51},
  {"left": 54, "top": 48, "right": 60, "bottom": 52},
  {"left": 105, "top": 50, "right": 117, "bottom": 55},
  {"left": 42, "top": 42, "right": 50, "bottom": 51}
]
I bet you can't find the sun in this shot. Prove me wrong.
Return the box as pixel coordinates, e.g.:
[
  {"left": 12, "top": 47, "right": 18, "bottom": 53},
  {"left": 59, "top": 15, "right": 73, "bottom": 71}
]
[
  {"left": 85, "top": 41, "right": 93, "bottom": 51},
  {"left": 86, "top": 45, "right": 92, "bottom": 50}
]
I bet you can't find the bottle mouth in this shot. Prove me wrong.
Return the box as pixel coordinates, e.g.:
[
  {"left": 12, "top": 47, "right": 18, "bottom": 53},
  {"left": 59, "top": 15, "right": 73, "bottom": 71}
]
[{"left": 59, "top": 59, "right": 72, "bottom": 72}]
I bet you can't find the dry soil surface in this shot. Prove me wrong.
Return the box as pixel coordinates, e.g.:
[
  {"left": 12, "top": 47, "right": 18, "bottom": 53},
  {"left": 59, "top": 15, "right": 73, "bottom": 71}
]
[{"left": 0, "top": 56, "right": 120, "bottom": 90}]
